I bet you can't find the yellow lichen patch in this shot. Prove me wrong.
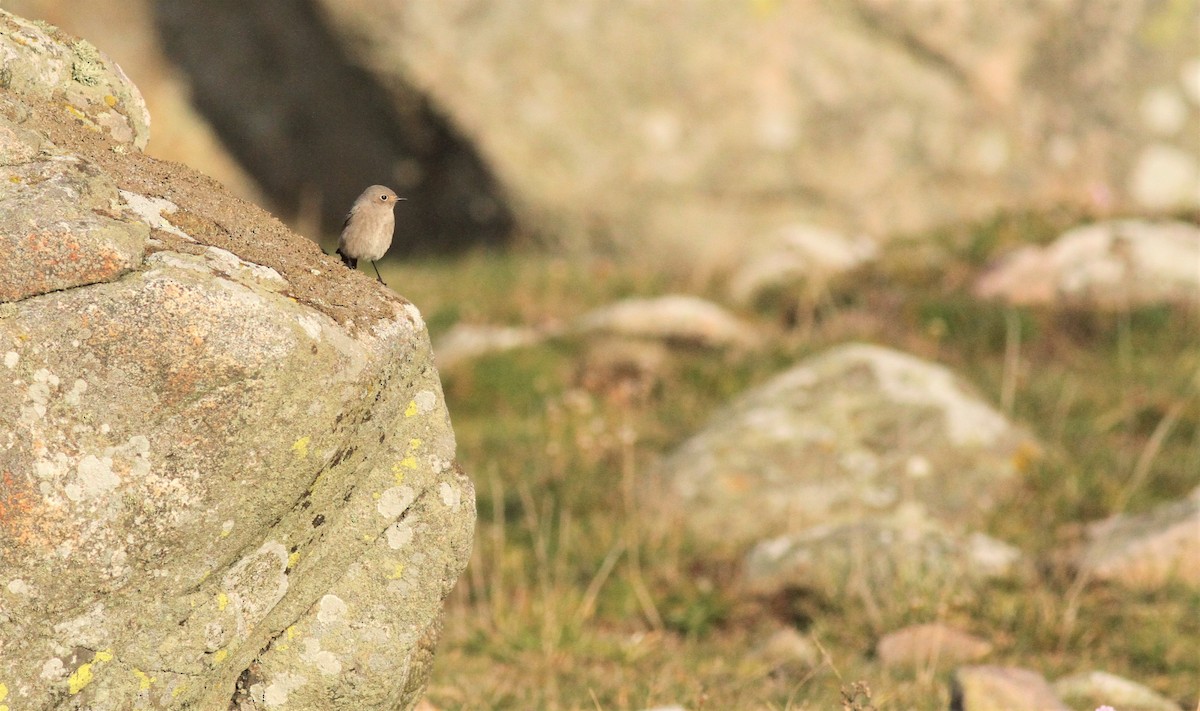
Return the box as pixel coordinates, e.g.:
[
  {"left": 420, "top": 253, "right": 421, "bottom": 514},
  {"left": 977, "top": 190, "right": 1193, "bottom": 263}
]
[
  {"left": 68, "top": 649, "right": 114, "bottom": 694},
  {"left": 388, "top": 562, "right": 405, "bottom": 580},
  {"left": 404, "top": 400, "right": 418, "bottom": 417},
  {"left": 171, "top": 683, "right": 187, "bottom": 698},
  {"left": 288, "top": 551, "right": 300, "bottom": 569},
  {"left": 393, "top": 438, "right": 423, "bottom": 478},
  {"left": 68, "top": 663, "right": 94, "bottom": 694},
  {"left": 217, "top": 592, "right": 229, "bottom": 611},
  {"left": 132, "top": 668, "right": 155, "bottom": 690},
  {"left": 103, "top": 94, "right": 117, "bottom": 107},
  {"left": 286, "top": 626, "right": 297, "bottom": 640},
  {"left": 212, "top": 649, "right": 228, "bottom": 665},
  {"left": 0, "top": 682, "right": 7, "bottom": 700},
  {"left": 292, "top": 436, "right": 311, "bottom": 460}
]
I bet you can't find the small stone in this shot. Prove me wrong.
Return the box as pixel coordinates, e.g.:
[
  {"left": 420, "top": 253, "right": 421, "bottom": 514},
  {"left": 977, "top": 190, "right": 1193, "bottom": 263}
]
[
  {"left": 433, "top": 323, "right": 548, "bottom": 370},
  {"left": 1078, "top": 494, "right": 1200, "bottom": 590},
  {"left": 951, "top": 666, "right": 1070, "bottom": 711},
  {"left": 753, "top": 627, "right": 821, "bottom": 672},
  {"left": 573, "top": 295, "right": 760, "bottom": 350},
  {"left": 1053, "top": 670, "right": 1181, "bottom": 711},
  {"left": 876, "top": 623, "right": 992, "bottom": 668}
]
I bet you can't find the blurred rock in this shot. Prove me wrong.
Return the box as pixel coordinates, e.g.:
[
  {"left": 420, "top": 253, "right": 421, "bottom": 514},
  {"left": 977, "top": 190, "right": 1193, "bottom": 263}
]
[
  {"left": 152, "top": 0, "right": 512, "bottom": 250},
  {"left": 312, "top": 0, "right": 1195, "bottom": 256},
  {"left": 951, "top": 666, "right": 1070, "bottom": 711},
  {"left": 1076, "top": 492, "right": 1200, "bottom": 589},
  {"left": 752, "top": 627, "right": 821, "bottom": 673},
  {"left": 433, "top": 323, "right": 548, "bottom": 370},
  {"left": 875, "top": 623, "right": 993, "bottom": 669},
  {"left": 0, "top": 10, "right": 474, "bottom": 710},
  {"left": 975, "top": 220, "right": 1200, "bottom": 308},
  {"left": 574, "top": 295, "right": 761, "bottom": 350},
  {"left": 744, "top": 519, "right": 1021, "bottom": 600},
  {"left": 4, "top": 0, "right": 264, "bottom": 205},
  {"left": 727, "top": 224, "right": 878, "bottom": 307},
  {"left": 658, "top": 343, "right": 1038, "bottom": 551},
  {"left": 1053, "top": 670, "right": 1182, "bottom": 711},
  {"left": 576, "top": 339, "right": 671, "bottom": 405}
]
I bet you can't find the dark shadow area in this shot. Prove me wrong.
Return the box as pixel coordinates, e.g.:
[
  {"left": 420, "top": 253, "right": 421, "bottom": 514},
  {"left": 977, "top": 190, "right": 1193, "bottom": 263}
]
[{"left": 153, "top": 0, "right": 512, "bottom": 254}]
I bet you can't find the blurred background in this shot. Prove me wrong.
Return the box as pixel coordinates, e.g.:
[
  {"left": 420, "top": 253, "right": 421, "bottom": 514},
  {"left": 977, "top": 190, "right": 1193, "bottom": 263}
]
[
  {"left": 6, "top": 1, "right": 1198, "bottom": 708},
  {"left": 5, "top": 0, "right": 1198, "bottom": 260}
]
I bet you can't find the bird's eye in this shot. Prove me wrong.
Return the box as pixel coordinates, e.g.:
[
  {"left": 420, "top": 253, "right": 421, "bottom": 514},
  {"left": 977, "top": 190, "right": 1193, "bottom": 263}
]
[{"left": 380, "top": 194, "right": 389, "bottom": 201}]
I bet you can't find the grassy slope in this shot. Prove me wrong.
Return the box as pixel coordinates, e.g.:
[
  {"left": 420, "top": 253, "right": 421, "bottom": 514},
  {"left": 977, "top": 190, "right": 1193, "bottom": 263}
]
[{"left": 381, "top": 214, "right": 1200, "bottom": 710}]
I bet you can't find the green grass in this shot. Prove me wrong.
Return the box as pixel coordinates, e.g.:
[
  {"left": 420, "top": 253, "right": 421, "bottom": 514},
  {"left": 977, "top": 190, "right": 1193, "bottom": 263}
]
[{"left": 380, "top": 217, "right": 1200, "bottom": 710}]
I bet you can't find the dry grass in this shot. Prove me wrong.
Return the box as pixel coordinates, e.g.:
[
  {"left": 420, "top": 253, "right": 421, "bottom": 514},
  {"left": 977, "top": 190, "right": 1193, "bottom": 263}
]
[{"left": 382, "top": 215, "right": 1200, "bottom": 710}]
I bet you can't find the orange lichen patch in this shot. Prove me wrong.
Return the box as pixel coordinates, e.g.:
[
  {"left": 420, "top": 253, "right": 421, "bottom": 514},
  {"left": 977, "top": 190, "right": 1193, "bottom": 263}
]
[
  {"left": 0, "top": 471, "right": 35, "bottom": 529},
  {"left": 0, "top": 470, "right": 62, "bottom": 549}
]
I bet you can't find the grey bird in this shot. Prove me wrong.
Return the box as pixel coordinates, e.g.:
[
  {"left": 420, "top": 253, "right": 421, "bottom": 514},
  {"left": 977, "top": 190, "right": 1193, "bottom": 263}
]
[{"left": 336, "top": 185, "right": 405, "bottom": 285}]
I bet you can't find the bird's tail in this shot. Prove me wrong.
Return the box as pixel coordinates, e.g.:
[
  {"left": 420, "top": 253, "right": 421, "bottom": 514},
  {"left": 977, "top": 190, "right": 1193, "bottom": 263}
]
[{"left": 336, "top": 249, "right": 357, "bottom": 269}]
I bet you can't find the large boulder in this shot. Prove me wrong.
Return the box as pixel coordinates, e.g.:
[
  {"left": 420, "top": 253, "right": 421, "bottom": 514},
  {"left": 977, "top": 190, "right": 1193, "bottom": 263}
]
[
  {"left": 657, "top": 343, "right": 1038, "bottom": 552},
  {"left": 313, "top": 0, "right": 1196, "bottom": 255},
  {"left": 0, "top": 10, "right": 473, "bottom": 710}
]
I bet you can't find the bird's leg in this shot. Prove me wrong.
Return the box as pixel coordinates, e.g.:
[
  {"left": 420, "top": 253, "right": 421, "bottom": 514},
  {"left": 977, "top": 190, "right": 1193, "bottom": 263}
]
[{"left": 371, "top": 260, "right": 387, "bottom": 286}]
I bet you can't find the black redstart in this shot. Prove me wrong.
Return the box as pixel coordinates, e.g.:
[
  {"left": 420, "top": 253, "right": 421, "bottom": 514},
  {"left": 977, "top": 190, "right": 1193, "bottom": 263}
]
[{"left": 336, "top": 185, "right": 404, "bottom": 285}]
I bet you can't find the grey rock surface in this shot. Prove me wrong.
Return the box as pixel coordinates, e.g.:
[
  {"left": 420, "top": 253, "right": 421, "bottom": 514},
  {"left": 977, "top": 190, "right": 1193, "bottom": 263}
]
[
  {"left": 312, "top": 0, "right": 1199, "bottom": 256},
  {"left": 0, "top": 9, "right": 473, "bottom": 710},
  {"left": 658, "top": 343, "right": 1038, "bottom": 551}
]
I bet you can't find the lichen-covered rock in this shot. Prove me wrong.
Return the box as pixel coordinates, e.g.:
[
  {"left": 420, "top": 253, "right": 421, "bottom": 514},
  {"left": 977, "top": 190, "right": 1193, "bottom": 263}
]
[
  {"left": 0, "top": 125, "right": 148, "bottom": 300},
  {"left": 657, "top": 343, "right": 1038, "bottom": 551},
  {"left": 0, "top": 9, "right": 473, "bottom": 710},
  {"left": 0, "top": 10, "right": 149, "bottom": 149}
]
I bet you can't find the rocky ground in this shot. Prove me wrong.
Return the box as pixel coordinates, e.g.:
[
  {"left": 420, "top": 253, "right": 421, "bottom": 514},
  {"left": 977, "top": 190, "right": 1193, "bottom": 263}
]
[{"left": 397, "top": 214, "right": 1199, "bottom": 710}]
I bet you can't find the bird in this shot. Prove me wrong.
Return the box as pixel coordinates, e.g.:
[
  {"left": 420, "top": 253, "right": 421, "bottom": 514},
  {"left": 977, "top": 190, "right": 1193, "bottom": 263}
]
[{"left": 336, "top": 185, "right": 405, "bottom": 285}]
